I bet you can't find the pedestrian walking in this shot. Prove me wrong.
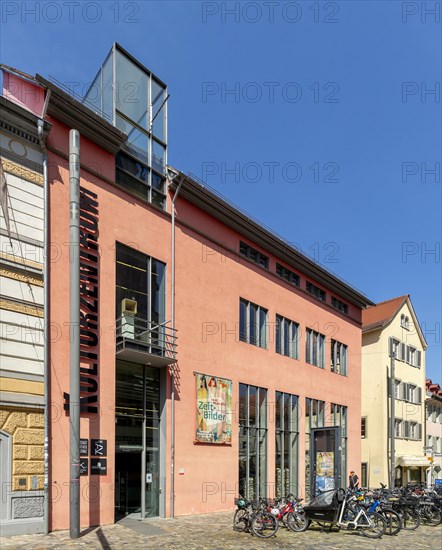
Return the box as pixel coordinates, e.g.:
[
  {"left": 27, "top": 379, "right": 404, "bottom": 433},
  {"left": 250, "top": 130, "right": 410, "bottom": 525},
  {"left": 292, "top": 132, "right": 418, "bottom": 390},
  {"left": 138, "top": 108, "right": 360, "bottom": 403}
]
[{"left": 349, "top": 470, "right": 359, "bottom": 490}]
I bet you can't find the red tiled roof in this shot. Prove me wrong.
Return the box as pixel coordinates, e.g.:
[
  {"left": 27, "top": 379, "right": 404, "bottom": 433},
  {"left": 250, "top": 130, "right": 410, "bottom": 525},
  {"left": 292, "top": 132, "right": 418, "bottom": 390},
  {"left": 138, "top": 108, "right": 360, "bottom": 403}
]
[
  {"left": 362, "top": 295, "right": 409, "bottom": 332},
  {"left": 426, "top": 379, "right": 442, "bottom": 397}
]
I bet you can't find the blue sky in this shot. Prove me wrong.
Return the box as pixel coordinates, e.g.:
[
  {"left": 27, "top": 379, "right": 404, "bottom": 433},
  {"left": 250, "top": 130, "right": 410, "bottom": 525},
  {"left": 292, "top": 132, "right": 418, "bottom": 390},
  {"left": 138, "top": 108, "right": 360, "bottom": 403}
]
[{"left": 2, "top": 1, "right": 441, "bottom": 381}]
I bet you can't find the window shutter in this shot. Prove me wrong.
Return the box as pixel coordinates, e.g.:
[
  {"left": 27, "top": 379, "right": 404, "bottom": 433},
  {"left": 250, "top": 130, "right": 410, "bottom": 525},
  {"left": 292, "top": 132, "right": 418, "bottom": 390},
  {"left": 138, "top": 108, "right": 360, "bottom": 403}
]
[
  {"left": 399, "top": 343, "right": 406, "bottom": 361},
  {"left": 417, "top": 350, "right": 422, "bottom": 367},
  {"left": 404, "top": 421, "right": 410, "bottom": 438},
  {"left": 402, "top": 383, "right": 408, "bottom": 401},
  {"left": 417, "top": 387, "right": 422, "bottom": 405},
  {"left": 319, "top": 335, "right": 325, "bottom": 369},
  {"left": 389, "top": 337, "right": 393, "bottom": 357},
  {"left": 406, "top": 345, "right": 411, "bottom": 364},
  {"left": 387, "top": 377, "right": 391, "bottom": 398},
  {"left": 417, "top": 423, "right": 422, "bottom": 441}
]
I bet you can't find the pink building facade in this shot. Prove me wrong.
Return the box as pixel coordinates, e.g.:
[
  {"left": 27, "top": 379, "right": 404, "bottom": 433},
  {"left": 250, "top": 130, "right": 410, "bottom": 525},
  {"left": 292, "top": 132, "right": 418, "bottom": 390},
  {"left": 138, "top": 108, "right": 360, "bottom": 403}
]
[{"left": 1, "top": 45, "right": 372, "bottom": 532}]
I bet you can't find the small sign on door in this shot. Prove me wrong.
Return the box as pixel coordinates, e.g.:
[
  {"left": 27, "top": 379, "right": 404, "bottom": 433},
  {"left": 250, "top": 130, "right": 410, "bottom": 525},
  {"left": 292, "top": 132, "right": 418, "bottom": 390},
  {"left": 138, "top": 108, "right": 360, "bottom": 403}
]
[{"left": 146, "top": 473, "right": 152, "bottom": 483}]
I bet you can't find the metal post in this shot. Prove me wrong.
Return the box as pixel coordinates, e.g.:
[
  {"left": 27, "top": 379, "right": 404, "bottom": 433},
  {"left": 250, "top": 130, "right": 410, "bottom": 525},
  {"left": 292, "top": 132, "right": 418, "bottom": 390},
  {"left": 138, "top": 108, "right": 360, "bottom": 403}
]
[
  {"left": 390, "top": 353, "right": 395, "bottom": 489},
  {"left": 37, "top": 117, "right": 50, "bottom": 535},
  {"left": 170, "top": 175, "right": 183, "bottom": 518},
  {"left": 69, "top": 130, "right": 81, "bottom": 538},
  {"left": 141, "top": 365, "right": 147, "bottom": 518}
]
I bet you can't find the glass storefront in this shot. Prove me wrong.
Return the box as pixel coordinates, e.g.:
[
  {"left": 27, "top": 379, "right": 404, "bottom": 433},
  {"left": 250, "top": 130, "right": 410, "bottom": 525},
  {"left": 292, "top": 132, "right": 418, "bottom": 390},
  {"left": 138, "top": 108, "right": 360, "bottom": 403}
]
[
  {"left": 275, "top": 392, "right": 299, "bottom": 497},
  {"left": 115, "top": 360, "right": 160, "bottom": 518},
  {"left": 239, "top": 384, "right": 267, "bottom": 499}
]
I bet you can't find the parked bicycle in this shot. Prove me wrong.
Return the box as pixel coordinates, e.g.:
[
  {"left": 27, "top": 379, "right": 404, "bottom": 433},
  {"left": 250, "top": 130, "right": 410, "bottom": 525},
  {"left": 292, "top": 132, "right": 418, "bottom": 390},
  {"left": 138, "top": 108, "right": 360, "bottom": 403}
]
[{"left": 233, "top": 497, "right": 279, "bottom": 538}]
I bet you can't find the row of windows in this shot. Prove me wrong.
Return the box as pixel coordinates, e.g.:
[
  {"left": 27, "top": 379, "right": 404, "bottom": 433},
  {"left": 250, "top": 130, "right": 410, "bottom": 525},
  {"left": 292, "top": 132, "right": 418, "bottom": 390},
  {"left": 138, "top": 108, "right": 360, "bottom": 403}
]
[
  {"left": 362, "top": 417, "right": 423, "bottom": 441},
  {"left": 239, "top": 242, "right": 349, "bottom": 315},
  {"left": 239, "top": 383, "right": 348, "bottom": 500},
  {"left": 394, "top": 419, "right": 422, "bottom": 440},
  {"left": 389, "top": 338, "right": 422, "bottom": 367},
  {"left": 240, "top": 299, "right": 348, "bottom": 375},
  {"left": 389, "top": 379, "right": 423, "bottom": 404},
  {"left": 426, "top": 403, "right": 442, "bottom": 424},
  {"left": 427, "top": 435, "right": 442, "bottom": 454}
]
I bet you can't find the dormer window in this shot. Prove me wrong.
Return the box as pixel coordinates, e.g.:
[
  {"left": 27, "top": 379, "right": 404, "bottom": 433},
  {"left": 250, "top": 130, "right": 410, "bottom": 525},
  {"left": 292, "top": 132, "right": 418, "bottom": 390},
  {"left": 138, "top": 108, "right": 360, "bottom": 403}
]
[{"left": 401, "top": 314, "right": 410, "bottom": 330}]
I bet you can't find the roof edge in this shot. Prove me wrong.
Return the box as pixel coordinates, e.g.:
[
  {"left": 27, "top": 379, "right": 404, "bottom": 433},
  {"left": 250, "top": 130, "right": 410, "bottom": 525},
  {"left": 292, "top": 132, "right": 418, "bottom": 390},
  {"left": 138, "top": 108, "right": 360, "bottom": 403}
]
[
  {"left": 169, "top": 170, "right": 374, "bottom": 309},
  {"left": 35, "top": 74, "right": 127, "bottom": 154}
]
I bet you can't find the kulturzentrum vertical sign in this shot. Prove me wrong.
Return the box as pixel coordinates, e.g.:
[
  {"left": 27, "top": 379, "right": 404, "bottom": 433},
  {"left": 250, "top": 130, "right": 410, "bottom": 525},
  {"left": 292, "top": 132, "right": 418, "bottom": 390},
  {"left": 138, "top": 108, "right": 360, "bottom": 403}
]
[
  {"left": 195, "top": 373, "right": 232, "bottom": 444},
  {"left": 64, "top": 186, "right": 99, "bottom": 414}
]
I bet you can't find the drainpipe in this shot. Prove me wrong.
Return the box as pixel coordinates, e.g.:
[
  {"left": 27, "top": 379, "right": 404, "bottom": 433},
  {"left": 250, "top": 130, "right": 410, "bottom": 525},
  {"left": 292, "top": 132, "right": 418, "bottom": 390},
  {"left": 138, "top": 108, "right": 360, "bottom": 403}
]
[
  {"left": 68, "top": 129, "right": 81, "bottom": 538},
  {"left": 37, "top": 109, "right": 49, "bottom": 534},
  {"left": 390, "top": 352, "right": 396, "bottom": 489},
  {"left": 170, "top": 173, "right": 183, "bottom": 519}
]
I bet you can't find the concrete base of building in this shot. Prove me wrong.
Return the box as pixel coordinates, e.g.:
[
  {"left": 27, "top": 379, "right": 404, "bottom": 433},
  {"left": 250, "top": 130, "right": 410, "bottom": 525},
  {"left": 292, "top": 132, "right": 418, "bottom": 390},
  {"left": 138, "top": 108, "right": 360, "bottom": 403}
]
[{"left": 0, "top": 518, "right": 44, "bottom": 537}]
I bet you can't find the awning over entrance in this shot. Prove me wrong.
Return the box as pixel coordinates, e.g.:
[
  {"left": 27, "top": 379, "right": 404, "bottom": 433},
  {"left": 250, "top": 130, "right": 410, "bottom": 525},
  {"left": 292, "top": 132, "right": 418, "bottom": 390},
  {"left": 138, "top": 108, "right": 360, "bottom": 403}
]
[{"left": 396, "top": 455, "right": 431, "bottom": 468}]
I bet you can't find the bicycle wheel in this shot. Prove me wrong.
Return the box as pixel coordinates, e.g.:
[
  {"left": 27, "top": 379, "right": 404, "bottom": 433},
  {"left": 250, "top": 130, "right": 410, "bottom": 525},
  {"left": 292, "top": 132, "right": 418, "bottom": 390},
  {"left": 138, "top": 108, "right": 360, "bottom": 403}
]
[
  {"left": 286, "top": 511, "right": 310, "bottom": 532},
  {"left": 381, "top": 509, "right": 402, "bottom": 536},
  {"left": 251, "top": 511, "right": 279, "bottom": 538},
  {"left": 361, "top": 512, "right": 387, "bottom": 539},
  {"left": 233, "top": 509, "right": 249, "bottom": 532},
  {"left": 423, "top": 507, "right": 442, "bottom": 526},
  {"left": 401, "top": 507, "right": 420, "bottom": 530}
]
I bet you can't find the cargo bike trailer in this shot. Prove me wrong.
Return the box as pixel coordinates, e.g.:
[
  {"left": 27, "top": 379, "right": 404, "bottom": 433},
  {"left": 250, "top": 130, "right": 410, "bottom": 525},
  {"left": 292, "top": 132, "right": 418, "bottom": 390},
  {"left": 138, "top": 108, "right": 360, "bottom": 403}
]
[{"left": 301, "top": 489, "right": 387, "bottom": 538}]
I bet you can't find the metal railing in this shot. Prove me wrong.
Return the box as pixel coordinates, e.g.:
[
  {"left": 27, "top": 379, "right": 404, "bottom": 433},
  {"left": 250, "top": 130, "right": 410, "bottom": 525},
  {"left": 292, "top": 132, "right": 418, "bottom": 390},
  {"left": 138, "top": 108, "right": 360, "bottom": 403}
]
[{"left": 115, "top": 315, "right": 177, "bottom": 362}]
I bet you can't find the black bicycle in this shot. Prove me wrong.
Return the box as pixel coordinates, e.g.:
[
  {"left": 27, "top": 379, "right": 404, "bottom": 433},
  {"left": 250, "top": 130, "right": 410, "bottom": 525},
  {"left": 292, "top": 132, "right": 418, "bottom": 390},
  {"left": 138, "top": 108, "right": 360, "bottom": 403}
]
[{"left": 233, "top": 497, "right": 279, "bottom": 538}]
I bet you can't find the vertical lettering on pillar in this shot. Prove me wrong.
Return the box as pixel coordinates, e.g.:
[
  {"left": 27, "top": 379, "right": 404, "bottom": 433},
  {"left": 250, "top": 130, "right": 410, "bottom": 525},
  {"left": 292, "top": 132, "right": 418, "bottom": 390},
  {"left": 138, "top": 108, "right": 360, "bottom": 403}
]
[{"left": 64, "top": 186, "right": 100, "bottom": 414}]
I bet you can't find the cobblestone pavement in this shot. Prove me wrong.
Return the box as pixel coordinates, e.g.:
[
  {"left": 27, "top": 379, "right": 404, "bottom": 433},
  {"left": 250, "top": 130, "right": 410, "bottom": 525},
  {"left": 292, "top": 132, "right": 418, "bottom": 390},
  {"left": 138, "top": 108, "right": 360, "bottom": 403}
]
[{"left": 1, "top": 511, "right": 440, "bottom": 549}]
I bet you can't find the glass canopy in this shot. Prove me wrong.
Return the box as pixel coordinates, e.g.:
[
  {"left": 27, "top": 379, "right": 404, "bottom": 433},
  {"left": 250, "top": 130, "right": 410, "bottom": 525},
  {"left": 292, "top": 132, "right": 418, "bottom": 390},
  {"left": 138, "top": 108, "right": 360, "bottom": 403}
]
[{"left": 84, "top": 43, "right": 168, "bottom": 207}]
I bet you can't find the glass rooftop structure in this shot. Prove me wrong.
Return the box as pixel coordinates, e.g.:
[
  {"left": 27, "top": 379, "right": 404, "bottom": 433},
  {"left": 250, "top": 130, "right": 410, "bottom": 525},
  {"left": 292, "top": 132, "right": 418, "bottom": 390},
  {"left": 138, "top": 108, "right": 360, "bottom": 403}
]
[{"left": 84, "top": 43, "right": 168, "bottom": 208}]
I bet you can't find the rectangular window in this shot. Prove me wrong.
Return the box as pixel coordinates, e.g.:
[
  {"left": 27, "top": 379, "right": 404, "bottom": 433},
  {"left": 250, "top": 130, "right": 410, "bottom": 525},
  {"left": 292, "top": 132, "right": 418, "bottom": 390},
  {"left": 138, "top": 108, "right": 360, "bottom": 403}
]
[
  {"left": 116, "top": 244, "right": 166, "bottom": 354},
  {"left": 306, "top": 328, "right": 325, "bottom": 368},
  {"left": 361, "top": 462, "right": 368, "bottom": 488},
  {"left": 394, "top": 379, "right": 403, "bottom": 400},
  {"left": 409, "top": 422, "right": 419, "bottom": 440},
  {"left": 331, "top": 297, "right": 348, "bottom": 315},
  {"left": 305, "top": 398, "right": 325, "bottom": 499},
  {"left": 330, "top": 339, "right": 348, "bottom": 376},
  {"left": 275, "top": 263, "right": 300, "bottom": 287},
  {"left": 116, "top": 151, "right": 166, "bottom": 209},
  {"left": 306, "top": 281, "right": 326, "bottom": 302},
  {"left": 395, "top": 419, "right": 402, "bottom": 438},
  {"left": 276, "top": 315, "right": 299, "bottom": 359},
  {"left": 406, "top": 345, "right": 422, "bottom": 368},
  {"left": 239, "top": 384, "right": 267, "bottom": 499},
  {"left": 361, "top": 417, "right": 367, "bottom": 438},
  {"left": 405, "top": 384, "right": 420, "bottom": 404},
  {"left": 239, "top": 299, "right": 267, "bottom": 349},
  {"left": 239, "top": 241, "right": 269, "bottom": 269},
  {"left": 275, "top": 392, "right": 299, "bottom": 498},
  {"left": 116, "top": 243, "right": 165, "bottom": 323},
  {"left": 333, "top": 404, "right": 347, "bottom": 488},
  {"left": 389, "top": 337, "right": 400, "bottom": 358}
]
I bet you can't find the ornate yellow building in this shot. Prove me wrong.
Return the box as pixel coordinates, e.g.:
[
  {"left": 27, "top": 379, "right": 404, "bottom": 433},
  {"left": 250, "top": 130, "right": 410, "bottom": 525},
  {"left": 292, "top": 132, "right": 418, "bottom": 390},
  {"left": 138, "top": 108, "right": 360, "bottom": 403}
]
[
  {"left": 361, "top": 295, "right": 428, "bottom": 488},
  {"left": 0, "top": 92, "right": 50, "bottom": 534}
]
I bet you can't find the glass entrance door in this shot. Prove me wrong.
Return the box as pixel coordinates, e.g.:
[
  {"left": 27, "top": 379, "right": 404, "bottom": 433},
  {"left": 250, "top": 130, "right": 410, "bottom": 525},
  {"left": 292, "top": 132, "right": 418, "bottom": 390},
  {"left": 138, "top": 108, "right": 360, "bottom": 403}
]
[
  {"left": 115, "top": 451, "right": 141, "bottom": 517},
  {"left": 115, "top": 360, "right": 160, "bottom": 519},
  {"left": 311, "top": 427, "right": 341, "bottom": 496}
]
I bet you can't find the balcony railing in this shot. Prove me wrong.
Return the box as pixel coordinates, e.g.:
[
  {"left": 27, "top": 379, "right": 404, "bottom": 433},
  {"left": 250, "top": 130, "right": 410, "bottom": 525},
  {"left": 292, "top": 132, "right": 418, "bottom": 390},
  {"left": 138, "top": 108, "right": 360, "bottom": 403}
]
[{"left": 115, "top": 315, "right": 177, "bottom": 367}]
